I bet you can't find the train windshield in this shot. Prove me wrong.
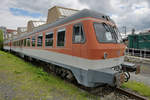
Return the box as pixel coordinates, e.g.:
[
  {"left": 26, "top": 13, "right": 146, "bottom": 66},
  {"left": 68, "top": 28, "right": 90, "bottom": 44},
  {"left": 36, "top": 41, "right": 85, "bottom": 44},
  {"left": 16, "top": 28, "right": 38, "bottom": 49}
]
[
  {"left": 113, "top": 26, "right": 122, "bottom": 43},
  {"left": 94, "top": 22, "right": 122, "bottom": 43}
]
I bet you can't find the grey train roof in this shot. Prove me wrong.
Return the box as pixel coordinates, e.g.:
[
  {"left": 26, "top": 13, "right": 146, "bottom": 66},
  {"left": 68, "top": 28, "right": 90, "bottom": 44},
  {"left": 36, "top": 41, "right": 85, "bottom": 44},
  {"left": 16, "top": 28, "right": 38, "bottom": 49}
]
[{"left": 13, "top": 9, "right": 115, "bottom": 41}]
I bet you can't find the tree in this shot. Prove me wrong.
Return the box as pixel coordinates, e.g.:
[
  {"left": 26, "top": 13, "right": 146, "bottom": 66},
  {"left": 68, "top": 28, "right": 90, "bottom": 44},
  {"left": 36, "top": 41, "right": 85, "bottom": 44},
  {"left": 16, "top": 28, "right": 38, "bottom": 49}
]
[{"left": 0, "top": 30, "right": 4, "bottom": 50}]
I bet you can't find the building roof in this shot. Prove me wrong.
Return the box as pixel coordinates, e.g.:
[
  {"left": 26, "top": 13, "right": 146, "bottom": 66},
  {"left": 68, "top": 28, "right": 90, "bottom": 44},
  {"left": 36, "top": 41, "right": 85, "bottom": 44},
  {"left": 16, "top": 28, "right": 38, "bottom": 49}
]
[
  {"left": 32, "top": 21, "right": 46, "bottom": 27},
  {"left": 27, "top": 20, "right": 46, "bottom": 32},
  {"left": 56, "top": 6, "right": 78, "bottom": 18},
  {"left": 7, "top": 29, "right": 16, "bottom": 33},
  {"left": 47, "top": 6, "right": 79, "bottom": 24},
  {"left": 17, "top": 27, "right": 27, "bottom": 33}
]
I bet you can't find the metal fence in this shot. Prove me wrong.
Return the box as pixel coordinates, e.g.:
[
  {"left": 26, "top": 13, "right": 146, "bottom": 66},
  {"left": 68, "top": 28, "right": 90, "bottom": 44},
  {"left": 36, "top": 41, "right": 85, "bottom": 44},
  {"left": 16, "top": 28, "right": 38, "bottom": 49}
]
[{"left": 125, "top": 48, "right": 150, "bottom": 58}]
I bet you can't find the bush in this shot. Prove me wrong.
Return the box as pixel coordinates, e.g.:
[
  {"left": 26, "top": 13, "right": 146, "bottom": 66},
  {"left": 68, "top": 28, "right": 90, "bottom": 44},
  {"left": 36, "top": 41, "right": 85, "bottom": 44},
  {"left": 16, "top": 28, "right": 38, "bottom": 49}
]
[{"left": 0, "top": 30, "right": 3, "bottom": 50}]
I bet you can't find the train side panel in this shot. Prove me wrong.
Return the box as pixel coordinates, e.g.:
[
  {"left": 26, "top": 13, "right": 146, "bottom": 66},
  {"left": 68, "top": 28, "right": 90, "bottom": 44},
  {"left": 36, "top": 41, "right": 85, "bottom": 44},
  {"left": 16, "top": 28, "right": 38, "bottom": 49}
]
[{"left": 6, "top": 17, "right": 134, "bottom": 87}]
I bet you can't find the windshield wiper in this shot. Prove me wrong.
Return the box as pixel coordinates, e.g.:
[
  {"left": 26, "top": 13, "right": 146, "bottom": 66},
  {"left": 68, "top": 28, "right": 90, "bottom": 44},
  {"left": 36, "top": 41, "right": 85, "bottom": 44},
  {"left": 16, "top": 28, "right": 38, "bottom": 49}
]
[
  {"left": 103, "top": 23, "right": 117, "bottom": 43},
  {"left": 113, "top": 27, "right": 123, "bottom": 43}
]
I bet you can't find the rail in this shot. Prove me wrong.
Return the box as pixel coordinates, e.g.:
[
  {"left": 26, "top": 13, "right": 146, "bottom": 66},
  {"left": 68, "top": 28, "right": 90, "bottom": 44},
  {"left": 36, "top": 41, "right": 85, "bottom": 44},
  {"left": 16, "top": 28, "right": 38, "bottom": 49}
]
[{"left": 115, "top": 88, "right": 147, "bottom": 100}]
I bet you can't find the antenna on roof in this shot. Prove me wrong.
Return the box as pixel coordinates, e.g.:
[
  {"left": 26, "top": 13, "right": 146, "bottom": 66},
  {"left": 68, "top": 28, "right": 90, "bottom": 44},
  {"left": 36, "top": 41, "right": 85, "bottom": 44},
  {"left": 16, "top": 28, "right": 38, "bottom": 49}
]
[{"left": 132, "top": 28, "right": 135, "bottom": 35}]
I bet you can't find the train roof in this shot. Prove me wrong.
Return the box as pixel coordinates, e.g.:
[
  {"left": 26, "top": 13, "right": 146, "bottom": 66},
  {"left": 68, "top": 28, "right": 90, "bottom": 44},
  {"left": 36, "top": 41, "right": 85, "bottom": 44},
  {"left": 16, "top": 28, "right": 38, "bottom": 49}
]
[{"left": 13, "top": 9, "right": 115, "bottom": 41}]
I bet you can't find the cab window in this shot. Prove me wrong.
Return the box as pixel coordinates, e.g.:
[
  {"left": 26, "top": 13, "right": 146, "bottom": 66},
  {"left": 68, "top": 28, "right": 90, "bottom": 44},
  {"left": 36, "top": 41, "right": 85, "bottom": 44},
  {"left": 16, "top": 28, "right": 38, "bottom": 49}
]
[
  {"left": 93, "top": 22, "right": 117, "bottom": 43},
  {"left": 72, "top": 24, "right": 85, "bottom": 43}
]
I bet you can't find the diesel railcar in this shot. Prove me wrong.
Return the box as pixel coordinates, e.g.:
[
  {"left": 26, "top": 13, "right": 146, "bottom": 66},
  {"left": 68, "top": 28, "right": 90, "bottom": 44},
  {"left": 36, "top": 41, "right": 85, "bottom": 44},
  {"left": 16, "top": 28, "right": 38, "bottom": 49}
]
[
  {"left": 3, "top": 9, "right": 140, "bottom": 87},
  {"left": 127, "top": 32, "right": 150, "bottom": 58},
  {"left": 128, "top": 33, "right": 150, "bottom": 49}
]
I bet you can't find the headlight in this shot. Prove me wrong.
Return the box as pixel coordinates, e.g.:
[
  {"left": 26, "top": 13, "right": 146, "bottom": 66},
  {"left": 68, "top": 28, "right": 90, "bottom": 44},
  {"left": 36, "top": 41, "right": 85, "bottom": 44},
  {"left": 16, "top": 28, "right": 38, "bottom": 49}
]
[{"left": 104, "top": 52, "right": 108, "bottom": 59}]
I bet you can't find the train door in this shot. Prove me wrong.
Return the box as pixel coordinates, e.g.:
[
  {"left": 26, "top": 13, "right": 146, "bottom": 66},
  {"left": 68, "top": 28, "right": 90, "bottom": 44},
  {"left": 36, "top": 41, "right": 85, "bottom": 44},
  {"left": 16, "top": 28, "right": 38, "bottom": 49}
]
[{"left": 72, "top": 23, "right": 85, "bottom": 57}]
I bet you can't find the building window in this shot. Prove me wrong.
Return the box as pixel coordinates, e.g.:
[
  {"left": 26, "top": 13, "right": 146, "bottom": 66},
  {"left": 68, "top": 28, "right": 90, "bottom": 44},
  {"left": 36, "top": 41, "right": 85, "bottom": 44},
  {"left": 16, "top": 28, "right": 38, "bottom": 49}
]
[
  {"left": 57, "top": 29, "right": 65, "bottom": 46},
  {"left": 72, "top": 24, "right": 85, "bottom": 43},
  {"left": 24, "top": 39, "right": 26, "bottom": 46},
  {"left": 45, "top": 32, "right": 53, "bottom": 47},
  {"left": 37, "top": 33, "right": 43, "bottom": 47},
  {"left": 27, "top": 38, "right": 30, "bottom": 47},
  {"left": 32, "top": 36, "right": 36, "bottom": 47}
]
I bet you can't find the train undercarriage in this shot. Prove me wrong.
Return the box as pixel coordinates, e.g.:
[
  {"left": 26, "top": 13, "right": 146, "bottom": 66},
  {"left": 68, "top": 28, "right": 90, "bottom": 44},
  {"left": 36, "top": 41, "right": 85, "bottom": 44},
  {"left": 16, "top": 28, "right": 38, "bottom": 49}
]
[{"left": 7, "top": 49, "right": 140, "bottom": 88}]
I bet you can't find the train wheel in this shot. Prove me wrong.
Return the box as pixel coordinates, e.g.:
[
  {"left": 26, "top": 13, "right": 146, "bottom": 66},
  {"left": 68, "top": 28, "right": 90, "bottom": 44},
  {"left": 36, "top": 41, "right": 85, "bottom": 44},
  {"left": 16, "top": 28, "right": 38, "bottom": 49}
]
[{"left": 124, "top": 72, "right": 130, "bottom": 82}]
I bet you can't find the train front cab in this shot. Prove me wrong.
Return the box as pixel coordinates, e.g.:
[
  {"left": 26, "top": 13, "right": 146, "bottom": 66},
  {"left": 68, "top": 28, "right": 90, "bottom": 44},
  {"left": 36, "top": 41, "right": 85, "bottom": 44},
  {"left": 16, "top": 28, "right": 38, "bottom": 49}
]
[{"left": 71, "top": 18, "right": 140, "bottom": 87}]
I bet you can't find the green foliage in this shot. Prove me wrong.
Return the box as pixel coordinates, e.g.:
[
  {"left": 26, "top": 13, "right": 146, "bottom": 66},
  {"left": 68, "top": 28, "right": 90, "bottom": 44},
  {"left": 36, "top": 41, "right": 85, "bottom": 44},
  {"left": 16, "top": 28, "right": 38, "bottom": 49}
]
[
  {"left": 122, "top": 81, "right": 150, "bottom": 99},
  {"left": 0, "top": 30, "right": 3, "bottom": 50}
]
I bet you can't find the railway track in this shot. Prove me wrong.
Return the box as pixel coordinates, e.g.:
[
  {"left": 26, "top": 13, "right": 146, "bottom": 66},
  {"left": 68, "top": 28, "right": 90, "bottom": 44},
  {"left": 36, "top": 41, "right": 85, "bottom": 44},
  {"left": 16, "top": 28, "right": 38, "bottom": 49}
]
[
  {"left": 83, "top": 85, "right": 148, "bottom": 100},
  {"left": 115, "top": 88, "right": 147, "bottom": 100}
]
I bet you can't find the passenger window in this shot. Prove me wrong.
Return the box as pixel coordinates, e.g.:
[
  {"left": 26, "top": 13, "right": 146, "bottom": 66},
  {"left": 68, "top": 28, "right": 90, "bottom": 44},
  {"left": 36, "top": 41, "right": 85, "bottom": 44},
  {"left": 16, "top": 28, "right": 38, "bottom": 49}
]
[
  {"left": 57, "top": 29, "right": 65, "bottom": 47},
  {"left": 37, "top": 33, "right": 43, "bottom": 47},
  {"left": 24, "top": 39, "right": 26, "bottom": 46},
  {"left": 32, "top": 36, "right": 36, "bottom": 47},
  {"left": 19, "top": 40, "right": 20, "bottom": 46},
  {"left": 19, "top": 40, "right": 21, "bottom": 46},
  {"left": 73, "top": 24, "right": 85, "bottom": 43},
  {"left": 17, "top": 41, "right": 18, "bottom": 46},
  {"left": 17, "top": 41, "right": 19, "bottom": 46},
  {"left": 45, "top": 32, "right": 53, "bottom": 47},
  {"left": 21, "top": 40, "right": 23, "bottom": 46},
  {"left": 27, "top": 38, "right": 30, "bottom": 47}
]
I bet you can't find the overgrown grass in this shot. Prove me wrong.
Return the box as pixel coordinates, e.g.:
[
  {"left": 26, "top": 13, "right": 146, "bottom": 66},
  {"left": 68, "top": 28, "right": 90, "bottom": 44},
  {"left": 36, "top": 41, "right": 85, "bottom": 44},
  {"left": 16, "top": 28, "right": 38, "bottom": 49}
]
[
  {"left": 122, "top": 80, "right": 150, "bottom": 99},
  {"left": 0, "top": 51, "right": 96, "bottom": 100}
]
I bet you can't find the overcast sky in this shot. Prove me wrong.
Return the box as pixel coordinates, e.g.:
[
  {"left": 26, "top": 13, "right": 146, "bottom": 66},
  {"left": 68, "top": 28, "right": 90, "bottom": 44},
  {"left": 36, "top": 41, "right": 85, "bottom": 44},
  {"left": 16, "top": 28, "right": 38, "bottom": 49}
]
[{"left": 0, "top": 0, "right": 150, "bottom": 34}]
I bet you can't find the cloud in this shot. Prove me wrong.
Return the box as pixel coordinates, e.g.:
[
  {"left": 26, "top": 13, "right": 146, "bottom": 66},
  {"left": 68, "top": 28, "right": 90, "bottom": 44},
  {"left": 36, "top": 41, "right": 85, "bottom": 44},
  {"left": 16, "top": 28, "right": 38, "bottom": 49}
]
[
  {"left": 9, "top": 0, "right": 89, "bottom": 16},
  {"left": 0, "top": 0, "right": 88, "bottom": 29},
  {"left": 1, "top": 0, "right": 150, "bottom": 35},
  {"left": 0, "top": 9, "right": 44, "bottom": 29},
  {"left": 79, "top": 0, "right": 150, "bottom": 34}
]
